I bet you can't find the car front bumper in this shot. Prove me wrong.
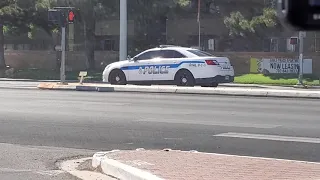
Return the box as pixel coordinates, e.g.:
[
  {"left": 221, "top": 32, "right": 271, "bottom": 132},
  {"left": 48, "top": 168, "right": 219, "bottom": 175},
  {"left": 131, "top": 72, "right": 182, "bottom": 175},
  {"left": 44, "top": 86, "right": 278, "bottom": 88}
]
[{"left": 195, "top": 75, "right": 234, "bottom": 85}]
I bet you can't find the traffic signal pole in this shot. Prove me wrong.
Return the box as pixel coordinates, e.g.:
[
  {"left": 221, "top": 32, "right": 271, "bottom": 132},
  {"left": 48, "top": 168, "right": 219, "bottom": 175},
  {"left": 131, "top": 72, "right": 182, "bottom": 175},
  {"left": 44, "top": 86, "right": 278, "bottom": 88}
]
[
  {"left": 48, "top": 7, "right": 75, "bottom": 85},
  {"left": 60, "top": 26, "right": 66, "bottom": 84}
]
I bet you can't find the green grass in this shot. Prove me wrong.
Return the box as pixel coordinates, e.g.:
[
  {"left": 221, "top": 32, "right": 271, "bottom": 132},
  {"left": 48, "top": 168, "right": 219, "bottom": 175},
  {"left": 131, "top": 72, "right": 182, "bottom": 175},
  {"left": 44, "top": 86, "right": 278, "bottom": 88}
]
[{"left": 235, "top": 74, "right": 320, "bottom": 86}]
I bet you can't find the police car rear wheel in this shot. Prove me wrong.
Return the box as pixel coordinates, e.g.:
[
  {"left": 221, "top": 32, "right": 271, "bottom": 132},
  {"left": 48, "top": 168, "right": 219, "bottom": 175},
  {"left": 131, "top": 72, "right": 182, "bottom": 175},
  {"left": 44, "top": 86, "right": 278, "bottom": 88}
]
[
  {"left": 109, "top": 70, "right": 127, "bottom": 85},
  {"left": 175, "top": 70, "right": 195, "bottom": 87}
]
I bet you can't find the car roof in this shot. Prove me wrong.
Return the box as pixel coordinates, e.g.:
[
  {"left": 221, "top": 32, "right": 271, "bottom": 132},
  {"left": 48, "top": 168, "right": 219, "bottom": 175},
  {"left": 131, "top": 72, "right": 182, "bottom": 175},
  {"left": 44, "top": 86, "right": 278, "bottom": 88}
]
[
  {"left": 133, "top": 46, "right": 214, "bottom": 58},
  {"left": 148, "top": 46, "right": 197, "bottom": 51}
]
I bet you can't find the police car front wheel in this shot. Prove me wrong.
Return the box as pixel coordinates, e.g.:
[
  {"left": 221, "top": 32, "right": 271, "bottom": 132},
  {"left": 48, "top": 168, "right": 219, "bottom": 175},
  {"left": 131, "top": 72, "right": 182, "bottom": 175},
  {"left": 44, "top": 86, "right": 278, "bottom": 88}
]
[
  {"left": 109, "top": 69, "right": 127, "bottom": 85},
  {"left": 175, "top": 70, "right": 195, "bottom": 87}
]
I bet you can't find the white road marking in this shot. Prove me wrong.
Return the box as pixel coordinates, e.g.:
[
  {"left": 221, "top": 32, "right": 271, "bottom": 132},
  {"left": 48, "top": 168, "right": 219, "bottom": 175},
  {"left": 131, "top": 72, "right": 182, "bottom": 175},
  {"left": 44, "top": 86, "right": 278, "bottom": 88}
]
[
  {"left": 164, "top": 138, "right": 183, "bottom": 140},
  {"left": 137, "top": 118, "right": 281, "bottom": 129},
  {"left": 214, "top": 132, "right": 320, "bottom": 144}
]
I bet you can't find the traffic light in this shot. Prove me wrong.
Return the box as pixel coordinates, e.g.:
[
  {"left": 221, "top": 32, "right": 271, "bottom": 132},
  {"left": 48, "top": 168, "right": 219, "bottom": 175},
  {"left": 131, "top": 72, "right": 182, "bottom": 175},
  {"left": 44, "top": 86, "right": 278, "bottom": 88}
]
[{"left": 68, "top": 10, "right": 75, "bottom": 24}]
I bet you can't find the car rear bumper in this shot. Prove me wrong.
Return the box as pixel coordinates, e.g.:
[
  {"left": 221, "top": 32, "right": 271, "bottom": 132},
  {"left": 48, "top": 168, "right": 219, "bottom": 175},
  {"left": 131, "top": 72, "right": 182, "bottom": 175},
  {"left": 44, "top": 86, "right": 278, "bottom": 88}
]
[{"left": 195, "top": 75, "right": 234, "bottom": 84}]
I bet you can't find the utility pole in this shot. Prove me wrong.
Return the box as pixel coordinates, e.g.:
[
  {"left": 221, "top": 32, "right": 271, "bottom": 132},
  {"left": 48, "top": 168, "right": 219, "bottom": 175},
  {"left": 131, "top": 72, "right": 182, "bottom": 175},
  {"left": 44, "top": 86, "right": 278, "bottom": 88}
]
[
  {"left": 119, "top": 0, "right": 127, "bottom": 61},
  {"left": 296, "top": 31, "right": 305, "bottom": 87},
  {"left": 197, "top": 0, "right": 201, "bottom": 50},
  {"left": 198, "top": 19, "right": 201, "bottom": 50}
]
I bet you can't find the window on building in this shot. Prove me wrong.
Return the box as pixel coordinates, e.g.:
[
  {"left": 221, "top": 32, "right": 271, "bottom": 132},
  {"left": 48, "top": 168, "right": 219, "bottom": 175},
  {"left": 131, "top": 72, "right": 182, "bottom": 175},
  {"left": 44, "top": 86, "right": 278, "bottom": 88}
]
[
  {"left": 104, "top": 39, "right": 115, "bottom": 51},
  {"left": 286, "top": 37, "right": 298, "bottom": 52},
  {"left": 95, "top": 39, "right": 116, "bottom": 51},
  {"left": 270, "top": 38, "right": 279, "bottom": 52}
]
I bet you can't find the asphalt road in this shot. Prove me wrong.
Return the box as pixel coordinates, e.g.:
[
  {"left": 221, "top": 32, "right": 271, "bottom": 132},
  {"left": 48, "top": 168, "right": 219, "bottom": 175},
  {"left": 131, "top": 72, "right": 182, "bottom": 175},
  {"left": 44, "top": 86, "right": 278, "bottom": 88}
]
[{"left": 1, "top": 88, "right": 320, "bottom": 179}]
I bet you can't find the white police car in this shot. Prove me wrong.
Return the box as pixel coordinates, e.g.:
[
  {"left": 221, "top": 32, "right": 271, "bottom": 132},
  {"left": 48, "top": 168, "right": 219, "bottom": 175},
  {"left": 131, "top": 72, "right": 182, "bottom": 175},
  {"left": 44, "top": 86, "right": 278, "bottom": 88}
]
[{"left": 102, "top": 45, "right": 234, "bottom": 87}]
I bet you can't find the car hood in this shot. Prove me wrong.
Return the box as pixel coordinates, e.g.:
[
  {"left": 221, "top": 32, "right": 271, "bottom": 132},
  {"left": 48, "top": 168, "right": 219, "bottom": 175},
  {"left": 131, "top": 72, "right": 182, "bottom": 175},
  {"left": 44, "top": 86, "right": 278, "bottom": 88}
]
[{"left": 106, "top": 60, "right": 130, "bottom": 68}]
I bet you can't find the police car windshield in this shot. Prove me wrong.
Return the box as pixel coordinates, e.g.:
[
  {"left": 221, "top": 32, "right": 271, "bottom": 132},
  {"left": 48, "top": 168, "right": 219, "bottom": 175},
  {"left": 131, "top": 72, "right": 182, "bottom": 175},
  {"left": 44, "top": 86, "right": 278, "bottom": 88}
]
[{"left": 187, "top": 50, "right": 214, "bottom": 57}]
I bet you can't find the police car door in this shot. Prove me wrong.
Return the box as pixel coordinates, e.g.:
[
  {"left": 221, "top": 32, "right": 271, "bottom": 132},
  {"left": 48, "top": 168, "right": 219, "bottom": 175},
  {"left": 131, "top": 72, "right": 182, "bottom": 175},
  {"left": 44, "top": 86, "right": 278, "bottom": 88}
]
[
  {"left": 126, "top": 50, "right": 160, "bottom": 82},
  {"left": 152, "top": 50, "right": 186, "bottom": 81}
]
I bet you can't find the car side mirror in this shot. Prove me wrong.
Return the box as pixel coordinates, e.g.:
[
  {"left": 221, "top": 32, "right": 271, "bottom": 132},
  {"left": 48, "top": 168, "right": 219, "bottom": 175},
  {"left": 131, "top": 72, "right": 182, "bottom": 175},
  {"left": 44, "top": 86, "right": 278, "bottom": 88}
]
[
  {"left": 131, "top": 57, "right": 138, "bottom": 61},
  {"left": 127, "top": 55, "right": 131, "bottom": 60}
]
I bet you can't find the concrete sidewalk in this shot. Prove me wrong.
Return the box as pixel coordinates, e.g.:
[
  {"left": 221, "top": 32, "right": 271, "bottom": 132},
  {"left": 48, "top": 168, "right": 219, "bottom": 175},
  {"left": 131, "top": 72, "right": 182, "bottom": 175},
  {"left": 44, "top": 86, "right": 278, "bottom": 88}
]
[
  {"left": 37, "top": 82, "right": 320, "bottom": 99},
  {"left": 92, "top": 149, "right": 320, "bottom": 180}
]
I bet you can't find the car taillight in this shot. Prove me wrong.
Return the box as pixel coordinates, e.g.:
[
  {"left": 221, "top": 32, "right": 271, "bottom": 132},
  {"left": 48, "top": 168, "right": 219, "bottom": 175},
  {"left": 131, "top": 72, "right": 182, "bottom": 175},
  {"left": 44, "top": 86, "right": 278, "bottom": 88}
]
[{"left": 205, "top": 60, "right": 219, "bottom": 65}]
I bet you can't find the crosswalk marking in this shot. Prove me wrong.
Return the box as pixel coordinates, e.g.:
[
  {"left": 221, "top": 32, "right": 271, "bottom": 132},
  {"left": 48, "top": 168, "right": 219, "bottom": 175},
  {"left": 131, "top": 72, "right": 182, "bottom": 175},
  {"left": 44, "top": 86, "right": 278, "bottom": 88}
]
[{"left": 214, "top": 132, "right": 320, "bottom": 144}]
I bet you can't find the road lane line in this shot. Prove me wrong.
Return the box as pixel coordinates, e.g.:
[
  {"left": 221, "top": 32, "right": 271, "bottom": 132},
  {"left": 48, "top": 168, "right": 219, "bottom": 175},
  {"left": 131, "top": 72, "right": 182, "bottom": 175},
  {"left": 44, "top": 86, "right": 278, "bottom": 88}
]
[
  {"left": 136, "top": 118, "right": 281, "bottom": 128},
  {"left": 214, "top": 132, "right": 320, "bottom": 144}
]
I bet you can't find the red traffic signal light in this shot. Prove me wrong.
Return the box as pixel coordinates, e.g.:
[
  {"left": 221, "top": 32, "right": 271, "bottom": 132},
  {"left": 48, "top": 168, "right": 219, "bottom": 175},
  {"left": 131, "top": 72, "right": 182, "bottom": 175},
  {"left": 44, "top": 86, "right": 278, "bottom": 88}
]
[
  {"left": 68, "top": 10, "right": 75, "bottom": 23},
  {"left": 290, "top": 37, "right": 298, "bottom": 45}
]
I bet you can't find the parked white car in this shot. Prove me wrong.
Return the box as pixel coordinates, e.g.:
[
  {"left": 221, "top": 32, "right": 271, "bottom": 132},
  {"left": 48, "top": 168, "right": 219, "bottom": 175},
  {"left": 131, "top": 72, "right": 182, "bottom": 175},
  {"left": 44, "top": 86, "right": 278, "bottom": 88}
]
[{"left": 102, "top": 45, "right": 234, "bottom": 87}]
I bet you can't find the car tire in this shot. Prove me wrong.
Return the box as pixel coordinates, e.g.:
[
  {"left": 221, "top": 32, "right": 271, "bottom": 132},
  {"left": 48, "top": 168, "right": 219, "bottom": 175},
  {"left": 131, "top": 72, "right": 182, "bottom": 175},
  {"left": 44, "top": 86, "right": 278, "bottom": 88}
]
[
  {"left": 175, "top": 69, "right": 195, "bottom": 87},
  {"left": 109, "top": 69, "right": 127, "bottom": 85},
  {"left": 201, "top": 83, "right": 218, "bottom": 87}
]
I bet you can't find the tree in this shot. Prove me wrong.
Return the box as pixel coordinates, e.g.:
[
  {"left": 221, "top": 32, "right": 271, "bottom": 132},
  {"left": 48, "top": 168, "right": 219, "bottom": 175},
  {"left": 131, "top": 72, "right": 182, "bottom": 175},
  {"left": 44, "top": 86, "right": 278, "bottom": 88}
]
[
  {"left": 0, "top": 0, "right": 53, "bottom": 69},
  {"left": 0, "top": 0, "right": 16, "bottom": 68},
  {"left": 224, "top": 7, "right": 277, "bottom": 37}
]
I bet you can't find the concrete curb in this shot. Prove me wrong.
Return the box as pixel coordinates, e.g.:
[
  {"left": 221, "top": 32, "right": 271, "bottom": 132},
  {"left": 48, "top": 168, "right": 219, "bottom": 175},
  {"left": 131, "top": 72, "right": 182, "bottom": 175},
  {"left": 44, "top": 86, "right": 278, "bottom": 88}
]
[
  {"left": 37, "top": 83, "right": 76, "bottom": 91},
  {"left": 75, "top": 86, "right": 97, "bottom": 91},
  {"left": 37, "top": 83, "right": 320, "bottom": 99},
  {"left": 92, "top": 151, "right": 164, "bottom": 180}
]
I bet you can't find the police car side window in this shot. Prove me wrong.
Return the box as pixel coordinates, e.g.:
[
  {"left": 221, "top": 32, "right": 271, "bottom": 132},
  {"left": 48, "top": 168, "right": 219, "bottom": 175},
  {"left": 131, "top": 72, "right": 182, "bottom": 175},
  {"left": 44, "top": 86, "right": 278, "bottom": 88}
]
[
  {"left": 136, "top": 51, "right": 160, "bottom": 60},
  {"left": 161, "top": 50, "right": 186, "bottom": 58}
]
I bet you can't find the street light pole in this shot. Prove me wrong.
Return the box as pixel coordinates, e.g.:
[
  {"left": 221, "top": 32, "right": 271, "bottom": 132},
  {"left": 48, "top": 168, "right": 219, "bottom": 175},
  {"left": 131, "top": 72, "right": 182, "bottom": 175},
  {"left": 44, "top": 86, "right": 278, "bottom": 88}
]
[
  {"left": 119, "top": 0, "right": 127, "bottom": 61},
  {"left": 198, "top": 20, "right": 201, "bottom": 50},
  {"left": 296, "top": 31, "right": 305, "bottom": 87},
  {"left": 197, "top": 0, "right": 201, "bottom": 50}
]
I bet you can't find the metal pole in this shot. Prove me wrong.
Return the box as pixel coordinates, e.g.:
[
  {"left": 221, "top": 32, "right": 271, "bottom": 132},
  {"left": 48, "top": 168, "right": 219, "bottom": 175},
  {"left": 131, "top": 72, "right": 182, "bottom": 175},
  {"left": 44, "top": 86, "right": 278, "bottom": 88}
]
[
  {"left": 60, "top": 26, "right": 66, "bottom": 84},
  {"left": 119, "top": 0, "right": 127, "bottom": 61},
  {"left": 198, "top": 20, "right": 201, "bottom": 50},
  {"left": 297, "top": 31, "right": 304, "bottom": 86},
  {"left": 166, "top": 18, "right": 168, "bottom": 44},
  {"left": 197, "top": 0, "right": 201, "bottom": 50}
]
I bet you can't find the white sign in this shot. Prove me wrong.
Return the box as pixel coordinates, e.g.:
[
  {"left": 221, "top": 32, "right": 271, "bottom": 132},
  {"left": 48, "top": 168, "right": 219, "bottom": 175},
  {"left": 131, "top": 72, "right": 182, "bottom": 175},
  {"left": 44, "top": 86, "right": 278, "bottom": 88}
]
[
  {"left": 79, "top": 71, "right": 88, "bottom": 77},
  {"left": 78, "top": 71, "right": 87, "bottom": 84},
  {"left": 257, "top": 58, "right": 312, "bottom": 74},
  {"left": 299, "top": 31, "right": 306, "bottom": 38}
]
